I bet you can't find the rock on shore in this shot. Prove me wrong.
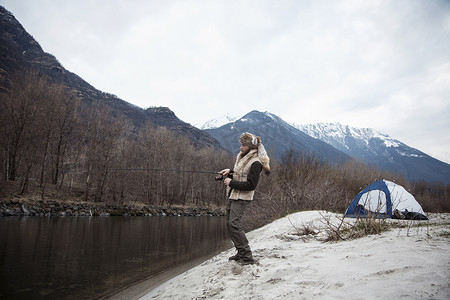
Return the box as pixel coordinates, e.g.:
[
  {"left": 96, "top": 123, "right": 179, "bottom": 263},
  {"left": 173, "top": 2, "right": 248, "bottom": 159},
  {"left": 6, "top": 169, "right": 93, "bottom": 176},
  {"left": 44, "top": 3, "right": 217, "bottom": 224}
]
[{"left": 0, "top": 199, "right": 225, "bottom": 217}]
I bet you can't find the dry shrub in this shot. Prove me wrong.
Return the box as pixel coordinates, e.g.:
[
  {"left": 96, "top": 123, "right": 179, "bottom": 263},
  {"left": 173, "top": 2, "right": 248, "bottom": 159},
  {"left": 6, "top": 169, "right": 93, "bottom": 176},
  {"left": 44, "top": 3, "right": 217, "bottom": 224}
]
[
  {"left": 322, "top": 214, "right": 392, "bottom": 242},
  {"left": 325, "top": 218, "right": 392, "bottom": 242},
  {"left": 413, "top": 180, "right": 450, "bottom": 213}
]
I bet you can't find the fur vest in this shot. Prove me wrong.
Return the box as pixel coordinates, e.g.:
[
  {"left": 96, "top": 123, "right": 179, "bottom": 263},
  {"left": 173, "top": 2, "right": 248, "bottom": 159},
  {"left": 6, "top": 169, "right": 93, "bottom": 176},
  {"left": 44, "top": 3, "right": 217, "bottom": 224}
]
[{"left": 228, "top": 149, "right": 261, "bottom": 201}]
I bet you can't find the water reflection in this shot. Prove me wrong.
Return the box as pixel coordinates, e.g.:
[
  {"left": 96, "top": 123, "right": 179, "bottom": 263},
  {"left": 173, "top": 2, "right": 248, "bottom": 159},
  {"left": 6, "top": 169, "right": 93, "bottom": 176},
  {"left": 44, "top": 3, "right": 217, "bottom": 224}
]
[{"left": 0, "top": 216, "right": 230, "bottom": 299}]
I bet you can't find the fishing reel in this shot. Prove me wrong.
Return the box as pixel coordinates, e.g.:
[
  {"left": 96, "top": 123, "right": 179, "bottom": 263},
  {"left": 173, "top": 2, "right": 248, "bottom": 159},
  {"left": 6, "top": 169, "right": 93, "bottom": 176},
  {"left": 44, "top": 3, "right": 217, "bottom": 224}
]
[
  {"left": 214, "top": 171, "right": 233, "bottom": 181},
  {"left": 214, "top": 174, "right": 224, "bottom": 181}
]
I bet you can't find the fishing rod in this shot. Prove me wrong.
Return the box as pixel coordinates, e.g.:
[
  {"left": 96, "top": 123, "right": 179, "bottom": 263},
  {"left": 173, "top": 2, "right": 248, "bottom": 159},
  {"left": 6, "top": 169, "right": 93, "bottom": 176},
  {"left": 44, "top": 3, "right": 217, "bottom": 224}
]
[{"left": 110, "top": 168, "right": 233, "bottom": 181}]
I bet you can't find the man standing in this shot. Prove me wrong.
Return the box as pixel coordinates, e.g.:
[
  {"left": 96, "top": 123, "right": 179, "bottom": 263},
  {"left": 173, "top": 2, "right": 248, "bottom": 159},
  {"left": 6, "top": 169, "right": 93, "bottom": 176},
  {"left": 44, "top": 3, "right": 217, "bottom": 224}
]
[{"left": 219, "top": 132, "right": 270, "bottom": 265}]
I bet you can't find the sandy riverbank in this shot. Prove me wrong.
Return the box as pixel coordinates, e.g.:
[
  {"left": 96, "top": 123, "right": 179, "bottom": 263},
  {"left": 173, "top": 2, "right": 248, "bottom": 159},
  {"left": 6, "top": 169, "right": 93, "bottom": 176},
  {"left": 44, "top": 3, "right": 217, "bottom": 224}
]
[
  {"left": 106, "top": 257, "right": 210, "bottom": 300},
  {"left": 136, "top": 211, "right": 449, "bottom": 299}
]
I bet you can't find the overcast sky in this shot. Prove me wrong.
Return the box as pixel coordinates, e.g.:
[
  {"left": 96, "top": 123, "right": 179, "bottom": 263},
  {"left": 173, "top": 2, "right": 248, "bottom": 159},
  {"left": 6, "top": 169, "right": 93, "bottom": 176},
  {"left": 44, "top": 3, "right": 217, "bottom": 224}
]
[{"left": 2, "top": 0, "right": 450, "bottom": 163}]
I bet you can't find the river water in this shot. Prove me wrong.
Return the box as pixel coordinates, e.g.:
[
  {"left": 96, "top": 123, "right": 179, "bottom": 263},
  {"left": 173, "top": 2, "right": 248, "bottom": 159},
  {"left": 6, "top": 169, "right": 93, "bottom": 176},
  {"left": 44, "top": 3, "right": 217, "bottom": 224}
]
[{"left": 0, "top": 216, "right": 230, "bottom": 299}]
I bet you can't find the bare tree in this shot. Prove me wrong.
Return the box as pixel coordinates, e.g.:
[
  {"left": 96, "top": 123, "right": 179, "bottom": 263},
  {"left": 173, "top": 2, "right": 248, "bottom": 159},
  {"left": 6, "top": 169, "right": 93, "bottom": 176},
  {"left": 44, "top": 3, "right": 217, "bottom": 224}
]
[
  {"left": 0, "top": 70, "right": 46, "bottom": 183},
  {"left": 50, "top": 88, "right": 79, "bottom": 186},
  {"left": 79, "top": 104, "right": 132, "bottom": 202}
]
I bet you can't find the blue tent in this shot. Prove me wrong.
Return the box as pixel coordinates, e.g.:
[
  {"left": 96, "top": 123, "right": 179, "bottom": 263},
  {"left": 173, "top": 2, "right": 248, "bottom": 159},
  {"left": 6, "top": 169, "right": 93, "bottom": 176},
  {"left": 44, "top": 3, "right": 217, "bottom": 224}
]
[{"left": 345, "top": 180, "right": 427, "bottom": 220}]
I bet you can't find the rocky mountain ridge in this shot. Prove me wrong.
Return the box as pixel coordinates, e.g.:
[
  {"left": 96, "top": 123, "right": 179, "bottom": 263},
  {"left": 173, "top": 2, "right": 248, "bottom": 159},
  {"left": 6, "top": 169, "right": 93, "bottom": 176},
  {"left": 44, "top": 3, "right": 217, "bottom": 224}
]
[{"left": 296, "top": 122, "right": 450, "bottom": 183}]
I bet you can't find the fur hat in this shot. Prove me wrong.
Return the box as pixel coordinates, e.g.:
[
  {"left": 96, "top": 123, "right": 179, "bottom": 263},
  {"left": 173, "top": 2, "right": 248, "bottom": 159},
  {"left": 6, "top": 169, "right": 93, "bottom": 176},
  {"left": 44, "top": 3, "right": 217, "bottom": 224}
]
[
  {"left": 239, "top": 132, "right": 271, "bottom": 175},
  {"left": 240, "top": 132, "right": 259, "bottom": 149}
]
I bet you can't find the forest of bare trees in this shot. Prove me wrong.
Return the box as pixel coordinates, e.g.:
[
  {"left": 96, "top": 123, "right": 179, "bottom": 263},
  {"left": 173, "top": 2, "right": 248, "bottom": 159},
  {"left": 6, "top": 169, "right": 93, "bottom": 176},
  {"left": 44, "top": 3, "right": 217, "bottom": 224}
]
[
  {"left": 0, "top": 70, "right": 235, "bottom": 207},
  {"left": 1, "top": 70, "right": 448, "bottom": 229}
]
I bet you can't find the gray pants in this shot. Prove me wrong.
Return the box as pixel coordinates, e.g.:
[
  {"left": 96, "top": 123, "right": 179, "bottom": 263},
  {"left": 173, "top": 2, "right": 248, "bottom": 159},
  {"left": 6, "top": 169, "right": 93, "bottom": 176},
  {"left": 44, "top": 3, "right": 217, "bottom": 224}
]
[{"left": 226, "top": 199, "right": 253, "bottom": 259}]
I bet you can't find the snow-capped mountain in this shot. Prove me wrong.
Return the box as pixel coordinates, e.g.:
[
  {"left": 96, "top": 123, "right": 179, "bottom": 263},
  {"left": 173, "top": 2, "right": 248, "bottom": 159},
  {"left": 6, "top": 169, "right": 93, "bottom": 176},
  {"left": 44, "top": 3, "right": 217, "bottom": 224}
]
[
  {"left": 204, "top": 112, "right": 450, "bottom": 183},
  {"left": 195, "top": 113, "right": 239, "bottom": 130},
  {"left": 204, "top": 111, "right": 350, "bottom": 165},
  {"left": 296, "top": 123, "right": 450, "bottom": 183},
  {"left": 296, "top": 123, "right": 411, "bottom": 159}
]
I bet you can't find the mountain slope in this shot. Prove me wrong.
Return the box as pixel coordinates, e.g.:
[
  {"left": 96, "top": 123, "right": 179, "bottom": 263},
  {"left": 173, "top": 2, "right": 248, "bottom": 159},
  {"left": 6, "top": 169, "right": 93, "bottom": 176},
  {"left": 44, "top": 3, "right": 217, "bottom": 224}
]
[
  {"left": 0, "top": 6, "right": 220, "bottom": 149},
  {"left": 204, "top": 111, "right": 350, "bottom": 164},
  {"left": 298, "top": 123, "right": 450, "bottom": 183}
]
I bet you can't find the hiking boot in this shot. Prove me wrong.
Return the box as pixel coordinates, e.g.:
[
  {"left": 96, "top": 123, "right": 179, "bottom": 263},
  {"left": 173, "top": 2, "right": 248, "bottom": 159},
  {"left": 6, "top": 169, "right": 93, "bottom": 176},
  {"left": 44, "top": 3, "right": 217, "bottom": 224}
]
[
  {"left": 228, "top": 254, "right": 241, "bottom": 261},
  {"left": 237, "top": 257, "right": 257, "bottom": 265}
]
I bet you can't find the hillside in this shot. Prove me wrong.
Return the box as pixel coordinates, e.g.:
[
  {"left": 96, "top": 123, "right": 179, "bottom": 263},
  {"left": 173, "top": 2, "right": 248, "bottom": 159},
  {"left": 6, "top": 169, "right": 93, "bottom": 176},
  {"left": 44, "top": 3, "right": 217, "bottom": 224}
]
[{"left": 0, "top": 6, "right": 220, "bottom": 149}]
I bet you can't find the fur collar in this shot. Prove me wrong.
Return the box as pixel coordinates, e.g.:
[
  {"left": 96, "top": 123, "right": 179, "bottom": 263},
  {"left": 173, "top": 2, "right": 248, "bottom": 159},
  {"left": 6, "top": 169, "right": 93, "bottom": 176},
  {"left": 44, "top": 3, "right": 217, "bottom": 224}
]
[{"left": 233, "top": 149, "right": 259, "bottom": 172}]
